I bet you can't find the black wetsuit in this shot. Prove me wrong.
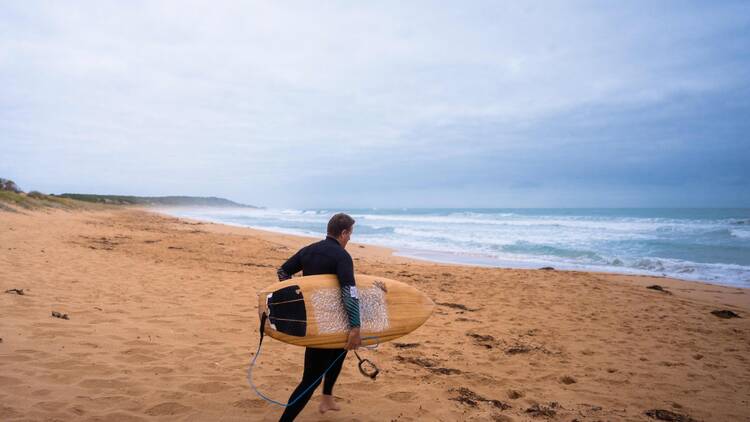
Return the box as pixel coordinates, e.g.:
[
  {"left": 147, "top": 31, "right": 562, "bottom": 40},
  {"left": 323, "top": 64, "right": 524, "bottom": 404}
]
[{"left": 277, "top": 236, "right": 360, "bottom": 422}]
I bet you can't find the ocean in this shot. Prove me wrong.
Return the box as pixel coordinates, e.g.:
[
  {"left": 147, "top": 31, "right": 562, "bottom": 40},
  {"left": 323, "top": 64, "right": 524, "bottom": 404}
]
[{"left": 160, "top": 207, "right": 750, "bottom": 288}]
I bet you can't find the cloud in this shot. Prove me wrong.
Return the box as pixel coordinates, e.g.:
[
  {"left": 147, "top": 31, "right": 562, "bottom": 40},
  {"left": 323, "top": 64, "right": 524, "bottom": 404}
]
[{"left": 1, "top": 1, "right": 749, "bottom": 206}]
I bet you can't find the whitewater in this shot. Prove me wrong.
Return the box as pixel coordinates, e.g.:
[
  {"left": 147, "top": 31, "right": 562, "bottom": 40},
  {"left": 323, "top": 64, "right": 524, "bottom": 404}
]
[{"left": 160, "top": 208, "right": 750, "bottom": 288}]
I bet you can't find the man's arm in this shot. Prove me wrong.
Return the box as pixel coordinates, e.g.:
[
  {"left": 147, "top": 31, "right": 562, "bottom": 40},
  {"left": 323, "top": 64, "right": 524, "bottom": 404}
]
[
  {"left": 337, "top": 253, "right": 361, "bottom": 349},
  {"left": 277, "top": 249, "right": 303, "bottom": 281}
]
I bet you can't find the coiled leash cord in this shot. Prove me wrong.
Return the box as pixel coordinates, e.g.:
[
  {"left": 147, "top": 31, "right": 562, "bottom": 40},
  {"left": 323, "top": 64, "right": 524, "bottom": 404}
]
[{"left": 247, "top": 313, "right": 380, "bottom": 408}]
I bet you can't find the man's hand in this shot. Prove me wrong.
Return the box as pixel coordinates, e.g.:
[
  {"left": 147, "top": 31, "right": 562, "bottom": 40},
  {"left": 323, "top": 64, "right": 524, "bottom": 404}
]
[{"left": 345, "top": 327, "right": 362, "bottom": 350}]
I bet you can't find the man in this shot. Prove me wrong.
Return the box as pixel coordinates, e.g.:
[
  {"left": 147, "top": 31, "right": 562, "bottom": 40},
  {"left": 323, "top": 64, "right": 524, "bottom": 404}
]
[{"left": 276, "top": 213, "right": 362, "bottom": 421}]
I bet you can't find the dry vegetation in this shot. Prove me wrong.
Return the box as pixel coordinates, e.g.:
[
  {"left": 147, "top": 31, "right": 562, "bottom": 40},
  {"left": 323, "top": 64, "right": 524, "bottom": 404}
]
[{"left": 0, "top": 178, "right": 99, "bottom": 212}]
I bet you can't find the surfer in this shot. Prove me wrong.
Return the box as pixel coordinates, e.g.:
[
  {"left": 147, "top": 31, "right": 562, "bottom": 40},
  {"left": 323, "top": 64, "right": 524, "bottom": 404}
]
[{"left": 276, "top": 213, "right": 362, "bottom": 421}]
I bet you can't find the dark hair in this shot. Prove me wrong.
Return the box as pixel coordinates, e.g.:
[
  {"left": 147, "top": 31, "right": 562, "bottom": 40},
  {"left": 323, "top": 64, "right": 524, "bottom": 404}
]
[{"left": 327, "top": 213, "right": 355, "bottom": 237}]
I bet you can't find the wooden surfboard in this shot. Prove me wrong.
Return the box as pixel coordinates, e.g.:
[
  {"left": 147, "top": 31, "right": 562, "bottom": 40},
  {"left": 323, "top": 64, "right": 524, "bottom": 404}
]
[{"left": 258, "top": 274, "right": 434, "bottom": 349}]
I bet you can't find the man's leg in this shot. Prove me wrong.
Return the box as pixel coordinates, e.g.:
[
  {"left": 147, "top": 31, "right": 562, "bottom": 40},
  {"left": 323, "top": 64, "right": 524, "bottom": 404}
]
[
  {"left": 319, "top": 348, "right": 347, "bottom": 413},
  {"left": 279, "top": 348, "right": 326, "bottom": 422},
  {"left": 322, "top": 348, "right": 347, "bottom": 395}
]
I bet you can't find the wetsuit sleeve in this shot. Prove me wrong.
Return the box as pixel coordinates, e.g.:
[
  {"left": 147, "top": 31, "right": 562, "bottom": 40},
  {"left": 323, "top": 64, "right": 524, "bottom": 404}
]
[
  {"left": 337, "top": 252, "right": 361, "bottom": 328},
  {"left": 277, "top": 249, "right": 303, "bottom": 281}
]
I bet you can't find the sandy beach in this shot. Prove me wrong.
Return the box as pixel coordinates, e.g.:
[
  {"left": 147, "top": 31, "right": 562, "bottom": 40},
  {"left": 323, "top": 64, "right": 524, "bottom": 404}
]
[{"left": 1, "top": 207, "right": 748, "bottom": 421}]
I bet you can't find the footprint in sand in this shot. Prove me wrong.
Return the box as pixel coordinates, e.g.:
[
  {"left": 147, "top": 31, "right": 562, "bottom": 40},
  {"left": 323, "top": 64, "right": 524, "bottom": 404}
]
[
  {"left": 119, "top": 346, "right": 165, "bottom": 361},
  {"left": 35, "top": 358, "right": 82, "bottom": 369},
  {"left": 268, "top": 374, "right": 296, "bottom": 385},
  {"left": 34, "top": 401, "right": 67, "bottom": 411},
  {"left": 86, "top": 411, "right": 147, "bottom": 422},
  {"left": 78, "top": 394, "right": 141, "bottom": 411},
  {"left": 1, "top": 354, "right": 33, "bottom": 362},
  {"left": 386, "top": 391, "right": 416, "bottom": 403},
  {"left": 79, "top": 378, "right": 130, "bottom": 389},
  {"left": 69, "top": 405, "right": 86, "bottom": 416},
  {"left": 180, "top": 381, "right": 231, "bottom": 393},
  {"left": 347, "top": 381, "right": 383, "bottom": 391},
  {"left": 145, "top": 402, "right": 192, "bottom": 416},
  {"left": 145, "top": 318, "right": 175, "bottom": 325},
  {"left": 39, "top": 370, "right": 83, "bottom": 385},
  {"left": 157, "top": 391, "right": 186, "bottom": 400},
  {"left": 106, "top": 334, "right": 127, "bottom": 341},
  {"left": 0, "top": 405, "right": 21, "bottom": 419},
  {"left": 124, "top": 339, "right": 157, "bottom": 347},
  {"left": 198, "top": 341, "right": 226, "bottom": 346},
  {"left": 233, "top": 398, "right": 266, "bottom": 409},
  {"left": 143, "top": 366, "right": 174, "bottom": 375},
  {"left": 12, "top": 349, "right": 43, "bottom": 354},
  {"left": 116, "top": 352, "right": 160, "bottom": 364},
  {"left": 0, "top": 375, "right": 22, "bottom": 386}
]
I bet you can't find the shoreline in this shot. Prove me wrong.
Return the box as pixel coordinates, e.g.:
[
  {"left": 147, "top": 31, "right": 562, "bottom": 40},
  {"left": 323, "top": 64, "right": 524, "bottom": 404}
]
[
  {"left": 144, "top": 207, "right": 750, "bottom": 311},
  {"left": 1, "top": 207, "right": 748, "bottom": 421},
  {"left": 149, "top": 207, "right": 750, "bottom": 291}
]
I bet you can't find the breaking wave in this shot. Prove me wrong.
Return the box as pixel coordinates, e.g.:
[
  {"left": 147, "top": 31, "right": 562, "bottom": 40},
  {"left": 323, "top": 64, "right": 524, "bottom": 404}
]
[{"left": 158, "top": 207, "right": 750, "bottom": 288}]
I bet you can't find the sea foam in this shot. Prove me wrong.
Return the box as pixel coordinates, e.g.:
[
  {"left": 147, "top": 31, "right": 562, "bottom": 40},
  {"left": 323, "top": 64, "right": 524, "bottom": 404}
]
[{"left": 160, "top": 207, "right": 750, "bottom": 288}]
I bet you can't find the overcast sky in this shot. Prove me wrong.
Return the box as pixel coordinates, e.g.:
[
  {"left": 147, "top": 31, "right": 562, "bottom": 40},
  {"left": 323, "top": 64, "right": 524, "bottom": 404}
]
[{"left": 2, "top": 1, "right": 749, "bottom": 208}]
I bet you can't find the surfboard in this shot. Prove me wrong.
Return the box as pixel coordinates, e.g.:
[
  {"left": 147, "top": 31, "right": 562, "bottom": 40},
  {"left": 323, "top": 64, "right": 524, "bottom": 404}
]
[{"left": 258, "top": 274, "right": 434, "bottom": 349}]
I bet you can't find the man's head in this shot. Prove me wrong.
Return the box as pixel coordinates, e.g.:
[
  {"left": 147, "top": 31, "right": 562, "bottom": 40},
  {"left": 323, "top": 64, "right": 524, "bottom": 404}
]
[{"left": 327, "top": 213, "right": 355, "bottom": 248}]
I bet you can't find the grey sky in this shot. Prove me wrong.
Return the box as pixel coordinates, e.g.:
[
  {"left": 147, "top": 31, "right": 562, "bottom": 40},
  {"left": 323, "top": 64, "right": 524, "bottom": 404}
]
[{"left": 2, "top": 1, "right": 749, "bottom": 207}]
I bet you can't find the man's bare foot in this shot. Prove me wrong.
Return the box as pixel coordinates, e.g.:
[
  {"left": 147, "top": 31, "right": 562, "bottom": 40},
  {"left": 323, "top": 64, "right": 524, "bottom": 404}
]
[{"left": 319, "top": 394, "right": 341, "bottom": 413}]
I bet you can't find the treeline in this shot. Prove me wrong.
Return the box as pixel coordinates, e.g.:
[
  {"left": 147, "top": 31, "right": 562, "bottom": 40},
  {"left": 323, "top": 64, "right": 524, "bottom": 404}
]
[{"left": 0, "top": 178, "right": 22, "bottom": 193}]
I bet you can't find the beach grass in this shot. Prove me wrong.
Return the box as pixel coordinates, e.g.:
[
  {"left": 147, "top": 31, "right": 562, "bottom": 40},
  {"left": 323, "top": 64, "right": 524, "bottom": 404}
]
[
  {"left": 57, "top": 193, "right": 255, "bottom": 207},
  {"left": 0, "top": 190, "right": 94, "bottom": 211}
]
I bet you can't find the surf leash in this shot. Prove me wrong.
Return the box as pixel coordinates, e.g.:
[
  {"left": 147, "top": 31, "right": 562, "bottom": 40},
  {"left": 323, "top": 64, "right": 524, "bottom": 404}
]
[
  {"left": 353, "top": 350, "right": 379, "bottom": 379},
  {"left": 247, "top": 313, "right": 381, "bottom": 407}
]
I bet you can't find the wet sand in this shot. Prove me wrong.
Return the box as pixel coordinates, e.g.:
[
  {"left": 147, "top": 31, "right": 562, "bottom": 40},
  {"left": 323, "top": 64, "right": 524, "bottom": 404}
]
[{"left": 1, "top": 208, "right": 748, "bottom": 421}]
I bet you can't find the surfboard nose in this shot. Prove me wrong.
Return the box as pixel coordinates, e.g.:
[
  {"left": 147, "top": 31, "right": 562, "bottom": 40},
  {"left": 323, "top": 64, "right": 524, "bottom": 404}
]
[
  {"left": 424, "top": 294, "right": 435, "bottom": 313},
  {"left": 415, "top": 291, "right": 435, "bottom": 324}
]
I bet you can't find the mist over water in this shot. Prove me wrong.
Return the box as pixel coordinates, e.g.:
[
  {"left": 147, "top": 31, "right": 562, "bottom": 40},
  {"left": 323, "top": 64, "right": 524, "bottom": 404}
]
[{"left": 161, "top": 208, "right": 750, "bottom": 288}]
